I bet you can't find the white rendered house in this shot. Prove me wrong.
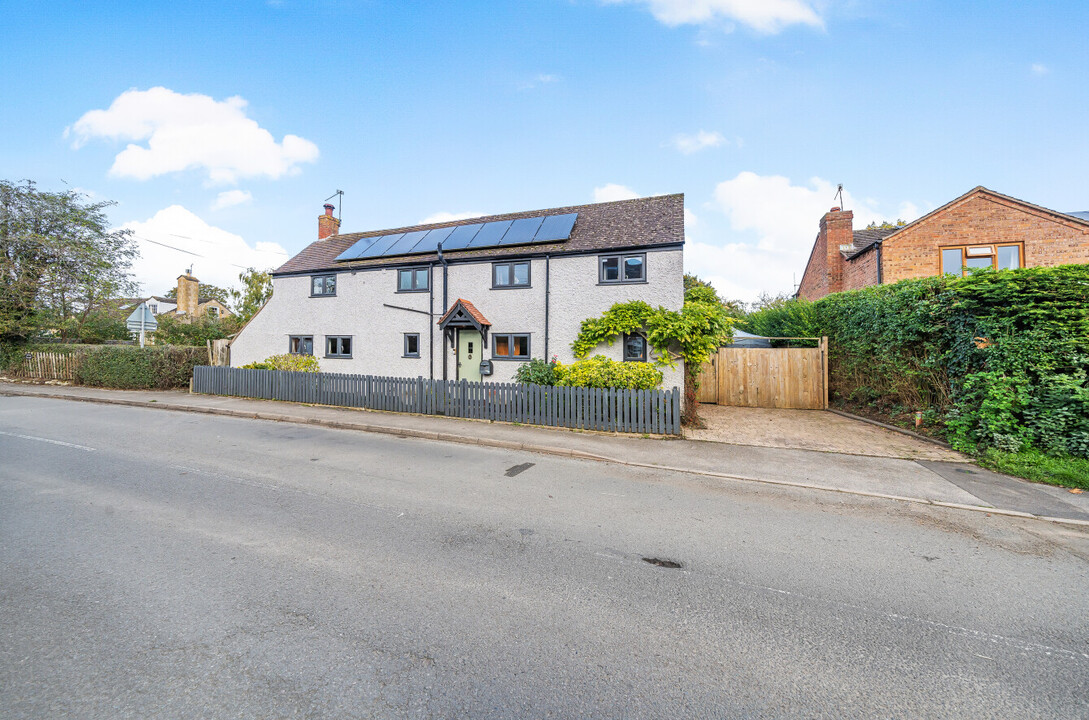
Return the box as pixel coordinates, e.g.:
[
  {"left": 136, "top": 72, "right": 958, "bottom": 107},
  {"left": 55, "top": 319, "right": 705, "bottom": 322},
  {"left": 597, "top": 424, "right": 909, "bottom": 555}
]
[{"left": 230, "top": 195, "right": 686, "bottom": 390}]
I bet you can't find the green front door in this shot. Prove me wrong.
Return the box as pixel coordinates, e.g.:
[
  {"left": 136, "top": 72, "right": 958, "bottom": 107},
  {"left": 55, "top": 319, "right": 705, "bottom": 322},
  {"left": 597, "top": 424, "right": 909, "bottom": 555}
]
[{"left": 457, "top": 330, "right": 483, "bottom": 383}]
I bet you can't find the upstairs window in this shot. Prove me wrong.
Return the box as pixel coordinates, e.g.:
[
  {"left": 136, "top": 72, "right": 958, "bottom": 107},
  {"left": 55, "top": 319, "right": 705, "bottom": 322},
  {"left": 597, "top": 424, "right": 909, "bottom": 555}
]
[
  {"left": 149, "top": 303, "right": 158, "bottom": 314},
  {"left": 493, "top": 261, "right": 531, "bottom": 288},
  {"left": 492, "top": 333, "right": 531, "bottom": 360},
  {"left": 398, "top": 267, "right": 430, "bottom": 292},
  {"left": 288, "top": 335, "right": 313, "bottom": 355},
  {"left": 312, "top": 274, "right": 337, "bottom": 296},
  {"left": 941, "top": 244, "right": 1022, "bottom": 276},
  {"left": 600, "top": 253, "right": 646, "bottom": 284}
]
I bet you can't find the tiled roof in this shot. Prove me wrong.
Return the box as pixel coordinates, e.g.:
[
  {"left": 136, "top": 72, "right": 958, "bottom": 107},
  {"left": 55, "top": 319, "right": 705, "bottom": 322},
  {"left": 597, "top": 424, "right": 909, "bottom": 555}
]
[
  {"left": 845, "top": 226, "right": 901, "bottom": 259},
  {"left": 275, "top": 194, "right": 684, "bottom": 276},
  {"left": 438, "top": 298, "right": 491, "bottom": 327}
]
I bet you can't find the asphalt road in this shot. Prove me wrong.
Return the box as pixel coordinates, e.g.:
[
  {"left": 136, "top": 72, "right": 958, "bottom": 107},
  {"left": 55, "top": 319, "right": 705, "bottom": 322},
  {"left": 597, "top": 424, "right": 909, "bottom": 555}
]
[{"left": 2, "top": 397, "right": 1088, "bottom": 719}]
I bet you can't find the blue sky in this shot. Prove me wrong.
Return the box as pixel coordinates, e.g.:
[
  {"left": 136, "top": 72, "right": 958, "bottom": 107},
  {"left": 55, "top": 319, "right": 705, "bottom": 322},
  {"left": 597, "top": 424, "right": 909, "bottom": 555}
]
[{"left": 3, "top": 0, "right": 1086, "bottom": 300}]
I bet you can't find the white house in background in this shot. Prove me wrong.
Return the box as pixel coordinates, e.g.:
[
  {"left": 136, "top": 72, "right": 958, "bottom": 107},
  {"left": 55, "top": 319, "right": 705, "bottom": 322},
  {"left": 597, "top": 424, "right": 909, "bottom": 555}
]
[{"left": 230, "top": 195, "right": 686, "bottom": 390}]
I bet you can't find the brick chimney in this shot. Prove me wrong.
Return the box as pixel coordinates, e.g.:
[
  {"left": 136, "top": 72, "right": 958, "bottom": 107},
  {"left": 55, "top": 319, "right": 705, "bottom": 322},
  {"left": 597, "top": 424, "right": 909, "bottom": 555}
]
[
  {"left": 318, "top": 203, "right": 340, "bottom": 239},
  {"left": 819, "top": 207, "right": 854, "bottom": 296},
  {"left": 176, "top": 273, "right": 200, "bottom": 317}
]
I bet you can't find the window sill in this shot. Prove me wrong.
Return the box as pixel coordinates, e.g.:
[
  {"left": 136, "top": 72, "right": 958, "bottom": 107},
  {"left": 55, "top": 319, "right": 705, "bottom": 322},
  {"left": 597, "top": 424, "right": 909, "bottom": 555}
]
[
  {"left": 324, "top": 355, "right": 352, "bottom": 359},
  {"left": 402, "top": 354, "right": 421, "bottom": 359},
  {"left": 310, "top": 293, "right": 337, "bottom": 298},
  {"left": 490, "top": 356, "right": 530, "bottom": 362},
  {"left": 597, "top": 279, "right": 649, "bottom": 286},
  {"left": 395, "top": 289, "right": 429, "bottom": 294},
  {"left": 490, "top": 284, "right": 532, "bottom": 290}
]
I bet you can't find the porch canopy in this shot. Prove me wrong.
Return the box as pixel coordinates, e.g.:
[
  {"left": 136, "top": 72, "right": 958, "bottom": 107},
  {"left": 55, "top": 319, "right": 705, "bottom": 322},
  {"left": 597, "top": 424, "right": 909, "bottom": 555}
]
[{"left": 438, "top": 298, "right": 491, "bottom": 349}]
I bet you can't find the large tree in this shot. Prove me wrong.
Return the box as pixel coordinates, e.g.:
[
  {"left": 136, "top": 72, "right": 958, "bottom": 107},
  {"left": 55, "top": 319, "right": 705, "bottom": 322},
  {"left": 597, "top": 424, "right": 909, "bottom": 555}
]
[{"left": 1, "top": 180, "right": 138, "bottom": 342}]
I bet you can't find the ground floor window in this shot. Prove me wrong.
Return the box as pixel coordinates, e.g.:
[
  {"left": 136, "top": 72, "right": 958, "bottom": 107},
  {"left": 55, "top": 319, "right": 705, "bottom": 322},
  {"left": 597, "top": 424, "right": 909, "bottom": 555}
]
[
  {"left": 325, "top": 336, "right": 352, "bottom": 358},
  {"left": 941, "top": 243, "right": 1022, "bottom": 275},
  {"left": 623, "top": 332, "right": 647, "bottom": 362},
  {"left": 289, "top": 335, "right": 313, "bottom": 355},
  {"left": 492, "top": 333, "right": 530, "bottom": 360},
  {"left": 404, "top": 333, "right": 420, "bottom": 358}
]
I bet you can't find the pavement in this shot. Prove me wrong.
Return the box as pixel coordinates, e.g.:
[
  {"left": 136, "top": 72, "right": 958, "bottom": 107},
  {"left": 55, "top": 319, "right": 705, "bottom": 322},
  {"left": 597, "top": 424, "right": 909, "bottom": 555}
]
[{"left": 3, "top": 380, "right": 1088, "bottom": 526}]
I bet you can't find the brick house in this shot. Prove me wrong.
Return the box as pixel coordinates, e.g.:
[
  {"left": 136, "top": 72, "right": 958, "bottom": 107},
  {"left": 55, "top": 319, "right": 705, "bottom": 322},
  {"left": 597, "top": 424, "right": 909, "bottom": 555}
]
[{"left": 797, "top": 186, "right": 1089, "bottom": 300}]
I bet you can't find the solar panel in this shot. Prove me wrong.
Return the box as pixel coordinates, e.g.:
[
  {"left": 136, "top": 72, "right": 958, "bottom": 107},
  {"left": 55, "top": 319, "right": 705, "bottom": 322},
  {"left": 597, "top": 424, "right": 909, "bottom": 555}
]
[
  {"left": 356, "top": 233, "right": 405, "bottom": 259},
  {"left": 383, "top": 230, "right": 430, "bottom": 256},
  {"left": 335, "top": 236, "right": 382, "bottom": 262},
  {"left": 441, "top": 223, "right": 483, "bottom": 251},
  {"left": 411, "top": 226, "right": 455, "bottom": 255},
  {"left": 336, "top": 212, "right": 578, "bottom": 262},
  {"left": 499, "top": 216, "right": 545, "bottom": 246},
  {"left": 534, "top": 213, "right": 577, "bottom": 242},
  {"left": 468, "top": 220, "right": 513, "bottom": 247}
]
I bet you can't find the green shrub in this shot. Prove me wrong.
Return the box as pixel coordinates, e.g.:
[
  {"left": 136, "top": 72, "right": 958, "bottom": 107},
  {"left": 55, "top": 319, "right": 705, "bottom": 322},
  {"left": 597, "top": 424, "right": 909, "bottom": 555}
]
[
  {"left": 74, "top": 346, "right": 206, "bottom": 389},
  {"left": 241, "top": 354, "right": 320, "bottom": 372},
  {"left": 153, "top": 314, "right": 237, "bottom": 345},
  {"left": 554, "top": 355, "right": 663, "bottom": 390},
  {"left": 514, "top": 356, "right": 560, "bottom": 385}
]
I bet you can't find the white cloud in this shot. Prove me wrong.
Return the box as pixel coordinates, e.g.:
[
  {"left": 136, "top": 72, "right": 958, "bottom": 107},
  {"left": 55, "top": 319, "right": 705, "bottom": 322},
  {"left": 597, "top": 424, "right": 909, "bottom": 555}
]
[
  {"left": 418, "top": 210, "right": 486, "bottom": 225},
  {"left": 603, "top": 0, "right": 823, "bottom": 33},
  {"left": 683, "top": 172, "right": 920, "bottom": 301},
  {"left": 593, "top": 183, "right": 641, "bottom": 203},
  {"left": 212, "top": 189, "right": 253, "bottom": 210},
  {"left": 1031, "top": 63, "right": 1049, "bottom": 75},
  {"left": 518, "top": 73, "right": 562, "bottom": 90},
  {"left": 684, "top": 208, "right": 698, "bottom": 228},
  {"left": 670, "top": 130, "right": 727, "bottom": 154},
  {"left": 121, "top": 205, "right": 289, "bottom": 296},
  {"left": 69, "top": 87, "right": 319, "bottom": 184}
]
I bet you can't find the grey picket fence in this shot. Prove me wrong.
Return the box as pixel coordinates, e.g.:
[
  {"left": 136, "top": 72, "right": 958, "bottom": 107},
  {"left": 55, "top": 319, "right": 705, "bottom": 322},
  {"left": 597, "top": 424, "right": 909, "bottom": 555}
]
[{"left": 191, "top": 366, "right": 681, "bottom": 435}]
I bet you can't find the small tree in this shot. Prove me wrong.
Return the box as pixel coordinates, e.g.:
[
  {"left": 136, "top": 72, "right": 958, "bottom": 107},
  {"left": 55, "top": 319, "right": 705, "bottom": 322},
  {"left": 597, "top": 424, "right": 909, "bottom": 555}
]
[{"left": 229, "top": 267, "right": 273, "bottom": 323}]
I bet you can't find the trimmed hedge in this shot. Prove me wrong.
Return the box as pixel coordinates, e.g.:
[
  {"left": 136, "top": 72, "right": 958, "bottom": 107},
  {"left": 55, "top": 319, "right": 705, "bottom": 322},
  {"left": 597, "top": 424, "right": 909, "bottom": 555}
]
[
  {"left": 74, "top": 346, "right": 206, "bottom": 389},
  {"left": 741, "top": 265, "right": 1089, "bottom": 462}
]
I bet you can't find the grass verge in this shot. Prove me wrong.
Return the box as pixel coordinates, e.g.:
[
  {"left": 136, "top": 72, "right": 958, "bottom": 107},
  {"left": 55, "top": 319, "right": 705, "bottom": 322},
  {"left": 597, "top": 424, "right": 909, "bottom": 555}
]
[{"left": 977, "top": 448, "right": 1089, "bottom": 490}]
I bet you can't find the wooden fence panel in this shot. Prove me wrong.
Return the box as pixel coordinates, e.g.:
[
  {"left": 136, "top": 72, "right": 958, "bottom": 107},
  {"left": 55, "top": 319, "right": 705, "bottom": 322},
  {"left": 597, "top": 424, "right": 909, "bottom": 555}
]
[
  {"left": 710, "top": 347, "right": 825, "bottom": 409},
  {"left": 189, "top": 366, "right": 682, "bottom": 435}
]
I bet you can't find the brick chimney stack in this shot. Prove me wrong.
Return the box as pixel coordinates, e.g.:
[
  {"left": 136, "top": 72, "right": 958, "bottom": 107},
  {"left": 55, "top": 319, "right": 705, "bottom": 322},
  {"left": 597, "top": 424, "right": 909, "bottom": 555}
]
[
  {"left": 318, "top": 203, "right": 341, "bottom": 239},
  {"left": 176, "top": 273, "right": 200, "bottom": 317},
  {"left": 819, "top": 207, "right": 854, "bottom": 295}
]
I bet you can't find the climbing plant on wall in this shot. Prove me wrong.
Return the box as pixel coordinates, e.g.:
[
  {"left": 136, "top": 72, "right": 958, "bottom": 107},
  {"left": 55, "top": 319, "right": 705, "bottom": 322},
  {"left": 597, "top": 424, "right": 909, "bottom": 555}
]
[{"left": 571, "top": 285, "right": 736, "bottom": 424}]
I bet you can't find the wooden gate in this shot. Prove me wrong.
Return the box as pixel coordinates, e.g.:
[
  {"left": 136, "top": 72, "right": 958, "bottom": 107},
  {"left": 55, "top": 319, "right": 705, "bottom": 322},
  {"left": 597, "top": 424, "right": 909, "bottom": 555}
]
[{"left": 697, "top": 337, "right": 828, "bottom": 409}]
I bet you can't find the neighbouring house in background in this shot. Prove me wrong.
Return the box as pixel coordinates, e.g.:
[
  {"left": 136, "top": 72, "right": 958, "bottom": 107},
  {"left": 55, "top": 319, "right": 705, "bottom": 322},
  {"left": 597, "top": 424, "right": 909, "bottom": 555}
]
[
  {"left": 797, "top": 186, "right": 1089, "bottom": 301},
  {"left": 116, "top": 295, "right": 175, "bottom": 316},
  {"left": 230, "top": 195, "right": 686, "bottom": 390},
  {"left": 159, "top": 273, "right": 232, "bottom": 320}
]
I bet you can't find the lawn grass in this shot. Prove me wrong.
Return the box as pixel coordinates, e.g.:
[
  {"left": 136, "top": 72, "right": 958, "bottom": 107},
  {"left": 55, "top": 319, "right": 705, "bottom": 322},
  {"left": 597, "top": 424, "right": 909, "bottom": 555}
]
[{"left": 977, "top": 448, "right": 1089, "bottom": 490}]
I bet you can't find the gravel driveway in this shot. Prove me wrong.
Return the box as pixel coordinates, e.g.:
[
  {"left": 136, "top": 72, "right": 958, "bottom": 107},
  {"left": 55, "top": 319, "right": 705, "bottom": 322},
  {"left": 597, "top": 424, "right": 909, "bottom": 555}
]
[{"left": 686, "top": 404, "right": 965, "bottom": 462}]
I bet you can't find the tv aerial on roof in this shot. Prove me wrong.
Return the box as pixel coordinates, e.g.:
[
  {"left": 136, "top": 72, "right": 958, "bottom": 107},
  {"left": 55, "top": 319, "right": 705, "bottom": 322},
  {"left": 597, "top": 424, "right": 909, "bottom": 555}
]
[{"left": 326, "top": 189, "right": 344, "bottom": 222}]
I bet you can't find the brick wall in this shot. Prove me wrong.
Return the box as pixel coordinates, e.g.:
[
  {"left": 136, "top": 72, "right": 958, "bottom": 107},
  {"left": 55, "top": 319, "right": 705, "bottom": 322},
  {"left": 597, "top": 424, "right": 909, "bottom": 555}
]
[
  {"left": 843, "top": 246, "right": 879, "bottom": 290},
  {"left": 881, "top": 191, "right": 1089, "bottom": 283},
  {"left": 797, "top": 208, "right": 853, "bottom": 300}
]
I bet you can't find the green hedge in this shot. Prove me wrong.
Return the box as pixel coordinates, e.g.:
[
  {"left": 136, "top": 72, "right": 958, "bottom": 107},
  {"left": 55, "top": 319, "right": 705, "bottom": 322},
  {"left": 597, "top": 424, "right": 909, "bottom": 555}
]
[
  {"left": 74, "top": 346, "right": 206, "bottom": 389},
  {"left": 741, "top": 265, "right": 1089, "bottom": 463},
  {"left": 241, "top": 353, "right": 320, "bottom": 372}
]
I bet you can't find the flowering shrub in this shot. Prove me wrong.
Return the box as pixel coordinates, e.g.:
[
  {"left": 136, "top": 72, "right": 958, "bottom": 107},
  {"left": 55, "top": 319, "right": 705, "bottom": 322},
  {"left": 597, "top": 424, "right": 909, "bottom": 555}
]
[
  {"left": 242, "top": 354, "right": 320, "bottom": 372},
  {"left": 554, "top": 355, "right": 662, "bottom": 390}
]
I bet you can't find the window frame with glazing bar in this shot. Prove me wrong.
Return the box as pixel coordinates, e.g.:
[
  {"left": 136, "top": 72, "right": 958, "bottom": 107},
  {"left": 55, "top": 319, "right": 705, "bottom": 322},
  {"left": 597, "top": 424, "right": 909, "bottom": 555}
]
[
  {"left": 491, "top": 260, "right": 532, "bottom": 289},
  {"left": 940, "top": 243, "right": 1023, "bottom": 276},
  {"left": 324, "top": 335, "right": 353, "bottom": 359},
  {"left": 397, "top": 267, "right": 430, "bottom": 293},
  {"left": 598, "top": 253, "right": 647, "bottom": 284},
  {"left": 491, "top": 333, "right": 531, "bottom": 361},
  {"left": 311, "top": 274, "right": 337, "bottom": 297},
  {"left": 288, "top": 335, "right": 314, "bottom": 355}
]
